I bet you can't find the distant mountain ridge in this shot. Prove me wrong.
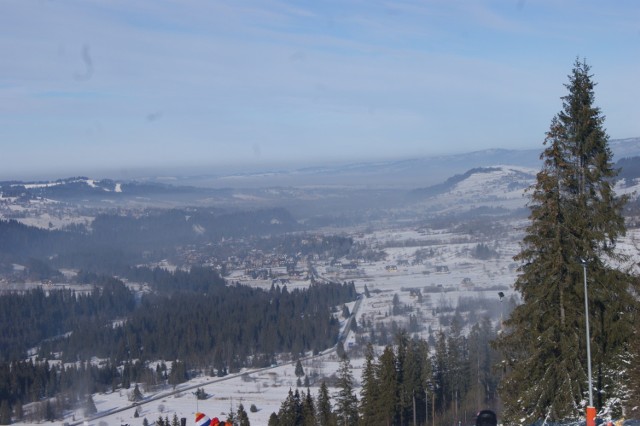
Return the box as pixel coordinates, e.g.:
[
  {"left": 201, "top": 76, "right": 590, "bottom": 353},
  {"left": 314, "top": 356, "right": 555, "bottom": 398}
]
[
  {"left": 2, "top": 138, "right": 639, "bottom": 214},
  {"left": 408, "top": 149, "right": 640, "bottom": 216},
  {"left": 153, "top": 137, "right": 640, "bottom": 188},
  {"left": 0, "top": 177, "right": 235, "bottom": 204},
  {"left": 2, "top": 137, "right": 638, "bottom": 192}
]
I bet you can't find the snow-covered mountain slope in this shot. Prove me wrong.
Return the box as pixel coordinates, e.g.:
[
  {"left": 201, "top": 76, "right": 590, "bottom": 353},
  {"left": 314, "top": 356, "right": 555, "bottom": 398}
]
[
  {"left": 610, "top": 137, "right": 640, "bottom": 160},
  {"left": 409, "top": 146, "right": 640, "bottom": 216},
  {"left": 1, "top": 177, "right": 123, "bottom": 197},
  {"left": 410, "top": 165, "right": 536, "bottom": 214}
]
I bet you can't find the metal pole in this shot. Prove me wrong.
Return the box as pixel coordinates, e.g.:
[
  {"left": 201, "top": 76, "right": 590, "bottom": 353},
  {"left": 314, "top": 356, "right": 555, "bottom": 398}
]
[
  {"left": 582, "top": 260, "right": 596, "bottom": 426},
  {"left": 582, "top": 262, "right": 593, "bottom": 407}
]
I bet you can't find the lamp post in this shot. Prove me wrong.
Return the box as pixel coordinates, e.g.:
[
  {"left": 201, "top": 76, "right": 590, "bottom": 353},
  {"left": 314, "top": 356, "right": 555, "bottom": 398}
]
[{"left": 580, "top": 258, "right": 595, "bottom": 426}]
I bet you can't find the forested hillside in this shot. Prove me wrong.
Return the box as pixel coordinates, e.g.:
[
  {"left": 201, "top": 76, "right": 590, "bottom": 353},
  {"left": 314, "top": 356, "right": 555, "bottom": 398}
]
[
  {"left": 44, "top": 280, "right": 356, "bottom": 366},
  {"left": 0, "top": 278, "right": 134, "bottom": 361},
  {"left": 0, "top": 207, "right": 297, "bottom": 270}
]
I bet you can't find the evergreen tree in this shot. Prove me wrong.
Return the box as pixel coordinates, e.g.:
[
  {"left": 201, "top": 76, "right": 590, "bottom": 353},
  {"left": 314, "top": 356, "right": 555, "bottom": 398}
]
[
  {"left": 237, "top": 403, "right": 251, "bottom": 426},
  {"left": 396, "top": 331, "right": 418, "bottom": 425},
  {"left": 0, "top": 400, "right": 11, "bottom": 426},
  {"left": 130, "top": 383, "right": 144, "bottom": 402},
  {"left": 267, "top": 412, "right": 279, "bottom": 426},
  {"left": 84, "top": 394, "right": 97, "bottom": 417},
  {"left": 278, "top": 388, "right": 302, "bottom": 425},
  {"left": 446, "top": 315, "right": 469, "bottom": 422},
  {"left": 418, "top": 337, "right": 434, "bottom": 426},
  {"left": 432, "top": 331, "right": 449, "bottom": 416},
  {"left": 468, "top": 322, "right": 488, "bottom": 411},
  {"left": 335, "top": 357, "right": 359, "bottom": 426},
  {"left": 301, "top": 388, "right": 316, "bottom": 426},
  {"left": 376, "top": 345, "right": 398, "bottom": 425},
  {"left": 336, "top": 341, "right": 346, "bottom": 360},
  {"left": 494, "top": 58, "right": 639, "bottom": 423},
  {"left": 171, "top": 413, "right": 180, "bottom": 426},
  {"left": 404, "top": 337, "right": 431, "bottom": 426},
  {"left": 359, "top": 343, "right": 380, "bottom": 424},
  {"left": 316, "top": 381, "right": 336, "bottom": 426},
  {"left": 168, "top": 360, "right": 188, "bottom": 387},
  {"left": 226, "top": 401, "right": 238, "bottom": 425},
  {"left": 295, "top": 359, "right": 305, "bottom": 378}
]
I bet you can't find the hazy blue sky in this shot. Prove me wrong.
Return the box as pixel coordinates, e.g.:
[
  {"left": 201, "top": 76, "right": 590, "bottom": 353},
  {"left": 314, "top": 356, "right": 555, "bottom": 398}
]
[{"left": 1, "top": 0, "right": 639, "bottom": 179}]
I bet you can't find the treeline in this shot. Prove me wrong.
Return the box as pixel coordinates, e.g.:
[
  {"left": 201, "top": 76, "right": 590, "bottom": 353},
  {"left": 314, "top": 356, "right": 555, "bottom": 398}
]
[
  {"left": 362, "top": 318, "right": 500, "bottom": 425},
  {"left": 0, "top": 358, "right": 188, "bottom": 423},
  {"left": 0, "top": 279, "right": 135, "bottom": 361},
  {"left": 0, "top": 220, "right": 75, "bottom": 262},
  {"left": 118, "top": 265, "right": 227, "bottom": 294},
  {"left": 88, "top": 207, "right": 297, "bottom": 253},
  {"left": 0, "top": 271, "right": 357, "bottom": 424},
  {"left": 271, "top": 322, "right": 500, "bottom": 426},
  {"left": 1, "top": 263, "right": 356, "bottom": 365},
  {"left": 0, "top": 207, "right": 298, "bottom": 273},
  {"left": 46, "top": 281, "right": 356, "bottom": 367}
]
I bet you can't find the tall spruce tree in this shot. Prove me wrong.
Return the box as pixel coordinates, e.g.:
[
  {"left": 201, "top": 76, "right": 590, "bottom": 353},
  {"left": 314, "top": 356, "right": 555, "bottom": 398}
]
[
  {"left": 84, "top": 394, "right": 97, "bottom": 417},
  {"left": 316, "top": 381, "right": 336, "bottom": 426},
  {"left": 395, "top": 331, "right": 410, "bottom": 425},
  {"left": 237, "top": 403, "right": 250, "bottom": 426},
  {"left": 334, "top": 357, "right": 359, "bottom": 426},
  {"left": 405, "top": 337, "right": 431, "bottom": 426},
  {"left": 446, "top": 315, "right": 469, "bottom": 422},
  {"left": 301, "top": 388, "right": 316, "bottom": 426},
  {"left": 359, "top": 343, "right": 380, "bottom": 424},
  {"left": 278, "top": 388, "right": 302, "bottom": 425},
  {"left": 432, "top": 331, "right": 449, "bottom": 416},
  {"left": 376, "top": 345, "right": 398, "bottom": 425},
  {"left": 495, "top": 58, "right": 638, "bottom": 423}
]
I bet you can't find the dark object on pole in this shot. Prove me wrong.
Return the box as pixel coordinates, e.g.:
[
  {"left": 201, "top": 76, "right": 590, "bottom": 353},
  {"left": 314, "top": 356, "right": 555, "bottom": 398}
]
[{"left": 476, "top": 409, "right": 497, "bottom": 426}]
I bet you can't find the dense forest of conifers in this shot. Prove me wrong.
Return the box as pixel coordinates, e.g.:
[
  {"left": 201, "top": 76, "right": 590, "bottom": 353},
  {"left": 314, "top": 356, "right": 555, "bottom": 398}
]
[
  {"left": 0, "top": 207, "right": 298, "bottom": 271},
  {"left": 267, "top": 321, "right": 501, "bottom": 426},
  {"left": 0, "top": 357, "right": 188, "bottom": 423},
  {"left": 0, "top": 212, "right": 367, "bottom": 278},
  {"left": 0, "top": 257, "right": 357, "bottom": 424},
  {"left": 0, "top": 278, "right": 135, "bottom": 361},
  {"left": 43, "top": 280, "right": 355, "bottom": 366},
  {"left": 0, "top": 268, "right": 356, "bottom": 362}
]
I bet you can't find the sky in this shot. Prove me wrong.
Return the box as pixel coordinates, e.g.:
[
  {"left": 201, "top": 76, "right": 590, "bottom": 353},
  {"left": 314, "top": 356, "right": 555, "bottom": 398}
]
[{"left": 1, "top": 0, "right": 639, "bottom": 180}]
